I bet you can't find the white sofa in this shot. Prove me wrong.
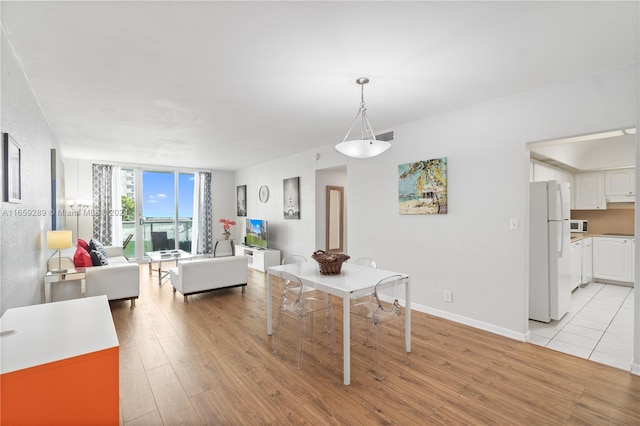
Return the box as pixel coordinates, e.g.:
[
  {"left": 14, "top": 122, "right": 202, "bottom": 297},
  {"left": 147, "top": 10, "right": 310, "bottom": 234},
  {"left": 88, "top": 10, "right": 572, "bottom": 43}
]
[
  {"left": 169, "top": 256, "right": 248, "bottom": 303},
  {"left": 50, "top": 245, "right": 140, "bottom": 308}
]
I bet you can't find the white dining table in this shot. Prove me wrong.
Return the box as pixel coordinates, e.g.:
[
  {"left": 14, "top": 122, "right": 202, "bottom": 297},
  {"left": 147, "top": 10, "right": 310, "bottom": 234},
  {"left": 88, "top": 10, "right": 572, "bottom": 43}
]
[{"left": 266, "top": 262, "right": 411, "bottom": 385}]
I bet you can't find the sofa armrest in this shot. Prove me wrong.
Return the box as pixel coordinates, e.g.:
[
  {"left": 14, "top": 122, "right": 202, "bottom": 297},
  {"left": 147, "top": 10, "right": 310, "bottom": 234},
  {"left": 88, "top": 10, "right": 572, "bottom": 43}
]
[
  {"left": 105, "top": 246, "right": 124, "bottom": 257},
  {"left": 85, "top": 263, "right": 140, "bottom": 301}
]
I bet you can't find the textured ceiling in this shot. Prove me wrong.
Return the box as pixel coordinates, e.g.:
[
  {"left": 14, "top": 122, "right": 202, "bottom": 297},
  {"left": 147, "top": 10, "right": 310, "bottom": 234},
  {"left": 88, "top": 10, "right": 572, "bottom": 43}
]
[{"left": 1, "top": 1, "right": 638, "bottom": 170}]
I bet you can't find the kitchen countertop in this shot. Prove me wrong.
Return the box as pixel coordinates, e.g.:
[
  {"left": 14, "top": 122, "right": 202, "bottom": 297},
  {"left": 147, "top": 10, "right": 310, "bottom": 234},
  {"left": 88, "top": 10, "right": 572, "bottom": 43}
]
[{"left": 571, "top": 233, "right": 635, "bottom": 242}]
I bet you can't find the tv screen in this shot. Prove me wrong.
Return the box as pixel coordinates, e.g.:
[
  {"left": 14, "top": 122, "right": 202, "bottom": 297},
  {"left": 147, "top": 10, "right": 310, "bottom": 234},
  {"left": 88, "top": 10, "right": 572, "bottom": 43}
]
[{"left": 246, "top": 219, "right": 268, "bottom": 249}]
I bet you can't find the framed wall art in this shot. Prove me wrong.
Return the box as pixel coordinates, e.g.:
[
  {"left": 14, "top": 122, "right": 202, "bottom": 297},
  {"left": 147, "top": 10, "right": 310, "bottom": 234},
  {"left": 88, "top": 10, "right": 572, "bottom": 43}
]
[
  {"left": 236, "top": 185, "right": 247, "bottom": 216},
  {"left": 283, "top": 176, "right": 300, "bottom": 219},
  {"left": 3, "top": 133, "right": 22, "bottom": 203},
  {"left": 398, "top": 158, "right": 447, "bottom": 215}
]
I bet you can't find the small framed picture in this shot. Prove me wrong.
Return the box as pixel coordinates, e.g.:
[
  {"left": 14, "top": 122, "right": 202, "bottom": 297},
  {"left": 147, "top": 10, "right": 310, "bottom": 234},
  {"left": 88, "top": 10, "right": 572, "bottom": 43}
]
[
  {"left": 3, "top": 133, "right": 22, "bottom": 203},
  {"left": 237, "top": 185, "right": 247, "bottom": 216},
  {"left": 283, "top": 177, "right": 300, "bottom": 219}
]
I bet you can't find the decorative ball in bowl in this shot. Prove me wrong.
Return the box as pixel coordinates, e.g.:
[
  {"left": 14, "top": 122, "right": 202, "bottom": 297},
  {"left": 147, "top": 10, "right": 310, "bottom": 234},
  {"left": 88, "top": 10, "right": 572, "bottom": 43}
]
[{"left": 311, "top": 250, "right": 350, "bottom": 275}]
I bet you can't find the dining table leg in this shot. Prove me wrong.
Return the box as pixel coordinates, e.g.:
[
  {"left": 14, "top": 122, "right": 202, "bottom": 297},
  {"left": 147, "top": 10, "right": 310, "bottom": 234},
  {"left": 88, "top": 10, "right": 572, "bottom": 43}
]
[
  {"left": 343, "top": 295, "right": 350, "bottom": 385},
  {"left": 266, "top": 271, "right": 273, "bottom": 335},
  {"left": 405, "top": 277, "right": 411, "bottom": 352}
]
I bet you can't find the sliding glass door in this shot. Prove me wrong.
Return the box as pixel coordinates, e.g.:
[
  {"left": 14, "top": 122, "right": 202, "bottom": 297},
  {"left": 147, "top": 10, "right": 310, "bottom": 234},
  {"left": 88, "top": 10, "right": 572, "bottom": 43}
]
[
  {"left": 120, "top": 168, "right": 195, "bottom": 260},
  {"left": 177, "top": 173, "right": 194, "bottom": 252},
  {"left": 142, "top": 171, "right": 177, "bottom": 253}
]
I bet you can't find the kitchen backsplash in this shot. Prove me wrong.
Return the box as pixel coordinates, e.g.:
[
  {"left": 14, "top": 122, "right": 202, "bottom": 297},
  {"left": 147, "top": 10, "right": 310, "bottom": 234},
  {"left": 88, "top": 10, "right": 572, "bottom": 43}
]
[{"left": 571, "top": 204, "right": 634, "bottom": 235}]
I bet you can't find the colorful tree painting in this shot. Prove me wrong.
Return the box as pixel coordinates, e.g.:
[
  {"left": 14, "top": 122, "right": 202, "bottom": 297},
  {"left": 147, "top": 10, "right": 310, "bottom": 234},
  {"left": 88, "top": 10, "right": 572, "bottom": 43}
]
[{"left": 398, "top": 158, "right": 447, "bottom": 214}]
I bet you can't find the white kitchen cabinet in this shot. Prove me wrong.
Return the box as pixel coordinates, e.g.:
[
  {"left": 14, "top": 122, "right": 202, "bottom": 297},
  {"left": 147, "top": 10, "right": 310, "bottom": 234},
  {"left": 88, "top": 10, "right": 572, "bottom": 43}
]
[
  {"left": 574, "top": 172, "right": 606, "bottom": 210},
  {"left": 605, "top": 168, "right": 635, "bottom": 202},
  {"left": 581, "top": 237, "right": 593, "bottom": 284},
  {"left": 633, "top": 239, "right": 636, "bottom": 283},
  {"left": 593, "top": 237, "right": 633, "bottom": 283},
  {"left": 570, "top": 240, "right": 583, "bottom": 290}
]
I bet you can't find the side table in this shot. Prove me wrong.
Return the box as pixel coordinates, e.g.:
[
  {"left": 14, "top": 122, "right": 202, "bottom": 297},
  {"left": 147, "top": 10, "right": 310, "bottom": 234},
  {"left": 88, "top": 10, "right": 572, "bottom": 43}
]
[{"left": 44, "top": 268, "right": 87, "bottom": 303}]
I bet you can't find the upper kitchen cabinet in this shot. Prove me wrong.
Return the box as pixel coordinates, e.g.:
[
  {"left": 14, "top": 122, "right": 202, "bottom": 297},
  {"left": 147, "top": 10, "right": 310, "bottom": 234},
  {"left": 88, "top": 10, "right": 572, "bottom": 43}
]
[
  {"left": 529, "top": 130, "right": 635, "bottom": 209},
  {"left": 574, "top": 172, "right": 606, "bottom": 210},
  {"left": 605, "top": 168, "right": 635, "bottom": 202}
]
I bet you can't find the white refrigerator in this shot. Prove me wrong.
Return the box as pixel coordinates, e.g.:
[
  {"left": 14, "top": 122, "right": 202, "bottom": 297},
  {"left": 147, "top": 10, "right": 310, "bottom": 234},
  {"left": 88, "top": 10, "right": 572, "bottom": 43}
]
[{"left": 529, "top": 180, "right": 572, "bottom": 322}]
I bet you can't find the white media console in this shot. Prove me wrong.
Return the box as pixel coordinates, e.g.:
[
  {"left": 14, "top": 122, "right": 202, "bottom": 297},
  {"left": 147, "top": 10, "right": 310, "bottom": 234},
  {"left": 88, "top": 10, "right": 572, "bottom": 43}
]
[{"left": 235, "top": 244, "right": 281, "bottom": 272}]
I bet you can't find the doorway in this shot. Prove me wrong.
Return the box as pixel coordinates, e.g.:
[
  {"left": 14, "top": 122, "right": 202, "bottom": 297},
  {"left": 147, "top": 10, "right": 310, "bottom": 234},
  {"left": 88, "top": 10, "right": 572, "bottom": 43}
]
[{"left": 527, "top": 127, "right": 637, "bottom": 371}]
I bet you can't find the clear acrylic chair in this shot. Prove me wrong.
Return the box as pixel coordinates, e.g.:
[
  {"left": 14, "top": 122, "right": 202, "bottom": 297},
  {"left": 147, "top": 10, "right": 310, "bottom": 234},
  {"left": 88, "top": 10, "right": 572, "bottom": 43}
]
[
  {"left": 282, "top": 255, "right": 307, "bottom": 265},
  {"left": 351, "top": 274, "right": 409, "bottom": 380},
  {"left": 353, "top": 257, "right": 377, "bottom": 269},
  {"left": 350, "top": 257, "right": 377, "bottom": 344},
  {"left": 273, "top": 271, "right": 336, "bottom": 369},
  {"left": 283, "top": 254, "right": 330, "bottom": 303}
]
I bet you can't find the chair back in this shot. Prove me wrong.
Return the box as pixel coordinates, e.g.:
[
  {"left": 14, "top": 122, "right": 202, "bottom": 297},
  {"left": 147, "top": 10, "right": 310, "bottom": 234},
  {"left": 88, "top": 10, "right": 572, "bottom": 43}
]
[
  {"left": 282, "top": 255, "right": 307, "bottom": 265},
  {"left": 279, "top": 271, "right": 305, "bottom": 304},
  {"left": 214, "top": 239, "right": 235, "bottom": 257},
  {"left": 354, "top": 257, "right": 377, "bottom": 268},
  {"left": 373, "top": 274, "right": 405, "bottom": 311},
  {"left": 151, "top": 232, "right": 169, "bottom": 251},
  {"left": 122, "top": 233, "right": 133, "bottom": 249}
]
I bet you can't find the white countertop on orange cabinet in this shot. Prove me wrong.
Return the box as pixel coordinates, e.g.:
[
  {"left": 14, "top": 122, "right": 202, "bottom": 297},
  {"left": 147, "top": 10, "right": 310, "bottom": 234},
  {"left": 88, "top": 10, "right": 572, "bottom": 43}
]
[{"left": 0, "top": 295, "right": 118, "bottom": 374}]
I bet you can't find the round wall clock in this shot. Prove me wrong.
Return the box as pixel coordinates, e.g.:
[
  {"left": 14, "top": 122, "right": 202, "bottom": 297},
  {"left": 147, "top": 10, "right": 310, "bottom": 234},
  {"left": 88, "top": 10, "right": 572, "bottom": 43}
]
[{"left": 259, "top": 185, "right": 270, "bottom": 203}]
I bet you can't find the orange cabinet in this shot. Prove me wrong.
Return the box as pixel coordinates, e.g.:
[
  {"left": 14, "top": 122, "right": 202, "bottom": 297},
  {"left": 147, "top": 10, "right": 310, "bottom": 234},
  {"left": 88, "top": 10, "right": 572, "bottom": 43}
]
[{"left": 1, "top": 296, "right": 119, "bottom": 425}]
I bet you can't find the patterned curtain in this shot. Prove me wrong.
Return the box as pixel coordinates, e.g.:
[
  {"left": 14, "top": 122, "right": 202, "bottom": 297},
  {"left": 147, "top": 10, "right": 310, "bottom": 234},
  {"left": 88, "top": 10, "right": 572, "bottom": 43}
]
[
  {"left": 92, "top": 164, "right": 113, "bottom": 245},
  {"left": 195, "top": 172, "right": 213, "bottom": 254}
]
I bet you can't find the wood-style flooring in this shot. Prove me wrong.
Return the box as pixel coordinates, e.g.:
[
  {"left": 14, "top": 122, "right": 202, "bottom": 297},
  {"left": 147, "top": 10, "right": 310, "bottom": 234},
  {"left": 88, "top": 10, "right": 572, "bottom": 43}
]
[{"left": 110, "top": 264, "right": 640, "bottom": 425}]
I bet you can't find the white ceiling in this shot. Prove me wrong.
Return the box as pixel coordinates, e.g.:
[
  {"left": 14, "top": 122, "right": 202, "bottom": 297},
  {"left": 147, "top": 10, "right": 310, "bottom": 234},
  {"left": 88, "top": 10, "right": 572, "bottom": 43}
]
[
  {"left": 530, "top": 133, "right": 636, "bottom": 172},
  {"left": 1, "top": 1, "right": 638, "bottom": 170}
]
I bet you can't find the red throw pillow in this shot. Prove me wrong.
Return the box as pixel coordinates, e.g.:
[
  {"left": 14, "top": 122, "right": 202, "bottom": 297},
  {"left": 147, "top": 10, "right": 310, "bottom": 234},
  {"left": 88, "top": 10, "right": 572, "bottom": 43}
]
[
  {"left": 73, "top": 246, "right": 92, "bottom": 268},
  {"left": 77, "top": 238, "right": 90, "bottom": 252}
]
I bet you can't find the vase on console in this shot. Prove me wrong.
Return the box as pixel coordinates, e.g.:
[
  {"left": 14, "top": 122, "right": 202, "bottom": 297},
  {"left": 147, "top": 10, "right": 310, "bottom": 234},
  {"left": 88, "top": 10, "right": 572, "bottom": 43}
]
[{"left": 219, "top": 218, "right": 235, "bottom": 242}]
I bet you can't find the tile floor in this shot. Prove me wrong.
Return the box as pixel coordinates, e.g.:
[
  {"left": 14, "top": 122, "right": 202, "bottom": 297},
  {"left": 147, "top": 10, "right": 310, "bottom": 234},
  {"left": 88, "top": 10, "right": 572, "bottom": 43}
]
[{"left": 529, "top": 282, "right": 635, "bottom": 371}]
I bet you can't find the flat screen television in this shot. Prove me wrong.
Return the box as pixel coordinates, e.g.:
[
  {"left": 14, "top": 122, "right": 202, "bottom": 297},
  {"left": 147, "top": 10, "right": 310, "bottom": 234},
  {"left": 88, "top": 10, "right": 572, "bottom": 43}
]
[{"left": 245, "top": 219, "right": 268, "bottom": 249}]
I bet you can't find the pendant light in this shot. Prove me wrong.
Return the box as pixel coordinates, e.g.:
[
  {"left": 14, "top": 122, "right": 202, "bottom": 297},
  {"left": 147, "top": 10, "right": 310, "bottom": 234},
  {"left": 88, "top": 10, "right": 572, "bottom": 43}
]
[{"left": 335, "top": 77, "right": 391, "bottom": 158}]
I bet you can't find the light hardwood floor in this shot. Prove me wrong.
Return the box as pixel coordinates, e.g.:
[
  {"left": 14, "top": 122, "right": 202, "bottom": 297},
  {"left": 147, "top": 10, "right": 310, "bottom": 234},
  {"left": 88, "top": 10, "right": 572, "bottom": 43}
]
[{"left": 111, "top": 264, "right": 640, "bottom": 425}]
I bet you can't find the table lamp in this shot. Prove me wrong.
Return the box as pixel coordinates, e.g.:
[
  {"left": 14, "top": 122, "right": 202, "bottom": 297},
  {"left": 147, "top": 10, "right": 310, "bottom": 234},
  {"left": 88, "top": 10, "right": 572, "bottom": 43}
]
[{"left": 47, "top": 230, "right": 72, "bottom": 273}]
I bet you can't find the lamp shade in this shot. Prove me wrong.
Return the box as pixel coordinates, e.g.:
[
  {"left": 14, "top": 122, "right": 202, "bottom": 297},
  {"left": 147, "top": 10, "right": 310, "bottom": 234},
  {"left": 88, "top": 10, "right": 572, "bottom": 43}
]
[
  {"left": 47, "top": 230, "right": 72, "bottom": 250},
  {"left": 335, "top": 139, "right": 391, "bottom": 159}
]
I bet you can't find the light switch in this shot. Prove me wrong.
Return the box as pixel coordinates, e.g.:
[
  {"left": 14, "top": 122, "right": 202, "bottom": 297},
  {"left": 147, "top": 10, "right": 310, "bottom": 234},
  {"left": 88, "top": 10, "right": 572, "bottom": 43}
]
[{"left": 510, "top": 219, "right": 519, "bottom": 230}]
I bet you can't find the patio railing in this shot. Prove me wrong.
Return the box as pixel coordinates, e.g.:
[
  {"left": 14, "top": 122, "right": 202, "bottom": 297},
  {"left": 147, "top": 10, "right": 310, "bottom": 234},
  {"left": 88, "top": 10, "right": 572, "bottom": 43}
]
[{"left": 122, "top": 219, "right": 193, "bottom": 258}]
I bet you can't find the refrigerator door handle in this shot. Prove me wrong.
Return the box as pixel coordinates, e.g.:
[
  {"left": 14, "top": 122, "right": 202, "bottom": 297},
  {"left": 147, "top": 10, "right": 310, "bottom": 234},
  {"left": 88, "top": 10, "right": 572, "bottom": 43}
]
[
  {"left": 557, "top": 185, "right": 565, "bottom": 257},
  {"left": 559, "top": 228, "right": 564, "bottom": 257}
]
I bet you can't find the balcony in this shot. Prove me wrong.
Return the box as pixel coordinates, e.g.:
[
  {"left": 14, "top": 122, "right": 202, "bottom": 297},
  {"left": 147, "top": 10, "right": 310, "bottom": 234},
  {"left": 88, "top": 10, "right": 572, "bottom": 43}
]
[{"left": 122, "top": 219, "right": 193, "bottom": 259}]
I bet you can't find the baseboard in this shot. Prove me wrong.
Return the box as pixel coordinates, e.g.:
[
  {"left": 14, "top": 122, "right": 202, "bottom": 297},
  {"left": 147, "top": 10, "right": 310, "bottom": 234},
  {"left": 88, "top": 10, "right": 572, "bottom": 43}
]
[
  {"left": 631, "top": 363, "right": 640, "bottom": 376},
  {"left": 409, "top": 301, "right": 528, "bottom": 342}
]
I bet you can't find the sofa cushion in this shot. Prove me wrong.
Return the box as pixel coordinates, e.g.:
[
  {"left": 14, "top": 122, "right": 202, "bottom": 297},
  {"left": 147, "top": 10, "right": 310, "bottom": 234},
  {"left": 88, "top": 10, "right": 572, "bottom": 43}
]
[
  {"left": 90, "top": 249, "right": 109, "bottom": 266},
  {"left": 73, "top": 246, "right": 93, "bottom": 268},
  {"left": 77, "top": 238, "right": 90, "bottom": 253},
  {"left": 90, "top": 239, "right": 108, "bottom": 258}
]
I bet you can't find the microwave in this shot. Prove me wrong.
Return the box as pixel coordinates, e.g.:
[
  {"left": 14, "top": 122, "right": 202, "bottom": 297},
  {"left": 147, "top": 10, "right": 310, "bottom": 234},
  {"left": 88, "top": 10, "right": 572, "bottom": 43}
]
[{"left": 570, "top": 220, "right": 588, "bottom": 233}]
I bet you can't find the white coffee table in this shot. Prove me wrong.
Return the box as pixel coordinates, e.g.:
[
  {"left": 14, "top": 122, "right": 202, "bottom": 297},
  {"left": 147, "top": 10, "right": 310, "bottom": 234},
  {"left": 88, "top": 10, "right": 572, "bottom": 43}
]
[{"left": 147, "top": 249, "right": 194, "bottom": 285}]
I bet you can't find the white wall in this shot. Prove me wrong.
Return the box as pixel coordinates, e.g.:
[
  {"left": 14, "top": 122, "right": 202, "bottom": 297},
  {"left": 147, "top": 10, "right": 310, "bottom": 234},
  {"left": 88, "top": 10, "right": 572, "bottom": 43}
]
[
  {"left": 212, "top": 170, "right": 237, "bottom": 239},
  {"left": 1, "top": 30, "right": 65, "bottom": 314},
  {"left": 235, "top": 148, "right": 347, "bottom": 259},
  {"left": 236, "top": 64, "right": 638, "bottom": 344}
]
